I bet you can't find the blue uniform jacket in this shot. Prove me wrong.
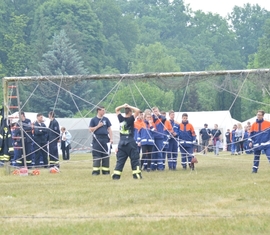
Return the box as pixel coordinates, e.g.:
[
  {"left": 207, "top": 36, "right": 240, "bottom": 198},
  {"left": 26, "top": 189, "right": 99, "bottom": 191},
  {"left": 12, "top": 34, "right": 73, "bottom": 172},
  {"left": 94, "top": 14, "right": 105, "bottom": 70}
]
[
  {"left": 178, "top": 121, "right": 196, "bottom": 147},
  {"left": 137, "top": 121, "right": 155, "bottom": 146},
  {"left": 248, "top": 119, "right": 270, "bottom": 150}
]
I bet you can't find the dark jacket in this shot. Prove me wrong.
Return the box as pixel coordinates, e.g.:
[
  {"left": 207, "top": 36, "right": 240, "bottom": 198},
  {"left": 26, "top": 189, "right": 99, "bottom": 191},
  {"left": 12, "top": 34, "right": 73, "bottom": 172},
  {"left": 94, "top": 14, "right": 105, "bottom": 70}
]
[
  {"left": 34, "top": 121, "right": 48, "bottom": 144},
  {"left": 0, "top": 119, "right": 14, "bottom": 161},
  {"left": 48, "top": 118, "right": 60, "bottom": 141},
  {"left": 15, "top": 118, "right": 32, "bottom": 143}
]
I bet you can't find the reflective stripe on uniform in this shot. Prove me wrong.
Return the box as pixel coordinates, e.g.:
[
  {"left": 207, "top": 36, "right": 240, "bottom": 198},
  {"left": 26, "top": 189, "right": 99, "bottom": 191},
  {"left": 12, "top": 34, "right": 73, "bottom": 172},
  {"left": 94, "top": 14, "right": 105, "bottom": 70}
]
[
  {"left": 132, "top": 166, "right": 141, "bottom": 174},
  {"left": 101, "top": 167, "right": 109, "bottom": 171},
  {"left": 93, "top": 167, "right": 100, "bottom": 171},
  {"left": 179, "top": 141, "right": 193, "bottom": 144},
  {"left": 113, "top": 170, "right": 121, "bottom": 175},
  {"left": 0, "top": 154, "right": 10, "bottom": 161}
]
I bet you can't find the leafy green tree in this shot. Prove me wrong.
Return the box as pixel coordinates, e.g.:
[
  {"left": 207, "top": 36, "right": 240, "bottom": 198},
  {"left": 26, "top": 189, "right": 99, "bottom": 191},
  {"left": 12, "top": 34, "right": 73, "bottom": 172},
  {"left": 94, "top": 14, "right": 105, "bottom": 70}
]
[
  {"left": 117, "top": 0, "right": 188, "bottom": 46},
  {"left": 254, "top": 19, "right": 270, "bottom": 68},
  {"left": 0, "top": 0, "right": 47, "bottom": 74},
  {"left": 248, "top": 19, "right": 270, "bottom": 69},
  {"left": 0, "top": 63, "right": 4, "bottom": 77},
  {"left": 228, "top": 3, "right": 270, "bottom": 65},
  {"left": 36, "top": 30, "right": 88, "bottom": 76},
  {"left": 92, "top": 0, "right": 139, "bottom": 73},
  {"left": 130, "top": 42, "right": 180, "bottom": 73},
  {"left": 187, "top": 11, "right": 244, "bottom": 70},
  {"left": 103, "top": 81, "right": 174, "bottom": 113},
  {"left": 0, "top": 63, "right": 5, "bottom": 104},
  {"left": 1, "top": 14, "right": 29, "bottom": 76},
  {"left": 28, "top": 30, "right": 91, "bottom": 117},
  {"left": 30, "top": 0, "right": 105, "bottom": 73},
  {"left": 247, "top": 19, "right": 270, "bottom": 117},
  {"left": 240, "top": 78, "right": 264, "bottom": 121}
]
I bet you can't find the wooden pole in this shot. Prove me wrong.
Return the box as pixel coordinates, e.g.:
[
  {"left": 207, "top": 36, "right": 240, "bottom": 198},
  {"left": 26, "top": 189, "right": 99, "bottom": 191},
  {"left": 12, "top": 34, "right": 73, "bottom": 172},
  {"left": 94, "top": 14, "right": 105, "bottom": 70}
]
[{"left": 2, "top": 68, "right": 270, "bottom": 83}]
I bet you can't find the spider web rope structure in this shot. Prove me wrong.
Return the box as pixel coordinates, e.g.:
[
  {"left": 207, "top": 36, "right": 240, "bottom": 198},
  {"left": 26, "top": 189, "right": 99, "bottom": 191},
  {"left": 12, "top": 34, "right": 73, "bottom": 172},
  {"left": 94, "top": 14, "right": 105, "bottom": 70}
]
[{"left": 2, "top": 69, "right": 270, "bottom": 168}]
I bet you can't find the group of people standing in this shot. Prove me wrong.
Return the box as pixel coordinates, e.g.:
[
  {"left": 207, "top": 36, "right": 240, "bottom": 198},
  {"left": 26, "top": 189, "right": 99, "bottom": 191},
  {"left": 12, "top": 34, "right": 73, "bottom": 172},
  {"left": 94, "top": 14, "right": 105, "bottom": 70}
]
[
  {"left": 199, "top": 123, "right": 222, "bottom": 156},
  {"left": 10, "top": 111, "right": 72, "bottom": 169},
  {"left": 225, "top": 123, "right": 252, "bottom": 155},
  {"left": 89, "top": 106, "right": 270, "bottom": 177},
  {"left": 89, "top": 104, "right": 199, "bottom": 180}
]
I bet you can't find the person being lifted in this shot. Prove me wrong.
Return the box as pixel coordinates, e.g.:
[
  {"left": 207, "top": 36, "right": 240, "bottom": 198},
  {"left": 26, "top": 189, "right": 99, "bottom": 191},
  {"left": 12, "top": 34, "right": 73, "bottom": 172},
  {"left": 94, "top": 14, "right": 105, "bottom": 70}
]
[{"left": 111, "top": 103, "right": 142, "bottom": 180}]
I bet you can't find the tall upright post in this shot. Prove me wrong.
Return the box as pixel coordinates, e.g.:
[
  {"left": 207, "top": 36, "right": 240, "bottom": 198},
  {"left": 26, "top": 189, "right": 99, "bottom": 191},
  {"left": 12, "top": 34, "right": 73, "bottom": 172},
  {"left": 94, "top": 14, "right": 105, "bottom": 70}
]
[{"left": 15, "top": 83, "right": 27, "bottom": 169}]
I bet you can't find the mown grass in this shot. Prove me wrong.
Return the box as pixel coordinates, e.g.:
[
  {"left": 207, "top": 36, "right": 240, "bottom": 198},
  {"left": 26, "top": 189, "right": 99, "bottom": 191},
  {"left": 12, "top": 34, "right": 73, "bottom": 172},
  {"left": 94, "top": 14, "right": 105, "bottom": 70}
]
[{"left": 1, "top": 151, "right": 270, "bottom": 235}]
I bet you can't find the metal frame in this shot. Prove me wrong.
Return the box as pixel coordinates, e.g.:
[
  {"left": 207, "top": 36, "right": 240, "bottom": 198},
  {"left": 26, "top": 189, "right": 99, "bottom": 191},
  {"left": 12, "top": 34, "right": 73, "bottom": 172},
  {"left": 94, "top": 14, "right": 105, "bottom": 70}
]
[{"left": 3, "top": 68, "right": 270, "bottom": 117}]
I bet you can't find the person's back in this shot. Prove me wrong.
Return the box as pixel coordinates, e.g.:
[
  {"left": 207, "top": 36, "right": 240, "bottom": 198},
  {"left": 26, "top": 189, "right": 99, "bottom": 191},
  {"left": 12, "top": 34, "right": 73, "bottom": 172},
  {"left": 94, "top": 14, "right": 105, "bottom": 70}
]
[
  {"left": 119, "top": 113, "right": 135, "bottom": 140},
  {"left": 112, "top": 103, "right": 142, "bottom": 180}
]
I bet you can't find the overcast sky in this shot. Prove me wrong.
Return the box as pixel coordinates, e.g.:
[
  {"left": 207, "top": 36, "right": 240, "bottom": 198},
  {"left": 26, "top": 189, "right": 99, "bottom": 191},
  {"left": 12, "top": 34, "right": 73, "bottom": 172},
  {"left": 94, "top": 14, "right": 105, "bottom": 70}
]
[{"left": 184, "top": 0, "right": 270, "bottom": 16}]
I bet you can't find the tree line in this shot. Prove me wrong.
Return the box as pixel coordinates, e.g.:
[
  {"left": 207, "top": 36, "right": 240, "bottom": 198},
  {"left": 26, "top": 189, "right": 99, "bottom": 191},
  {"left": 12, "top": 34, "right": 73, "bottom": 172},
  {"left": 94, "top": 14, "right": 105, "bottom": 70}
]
[{"left": 0, "top": 0, "right": 270, "bottom": 121}]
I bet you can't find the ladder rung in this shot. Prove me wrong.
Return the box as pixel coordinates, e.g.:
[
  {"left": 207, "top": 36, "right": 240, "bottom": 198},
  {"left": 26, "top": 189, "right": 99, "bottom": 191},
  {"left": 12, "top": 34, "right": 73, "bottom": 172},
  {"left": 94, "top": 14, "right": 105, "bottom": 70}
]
[
  {"left": 8, "top": 96, "right": 17, "bottom": 99},
  {"left": 8, "top": 85, "right": 17, "bottom": 88},
  {"left": 9, "top": 116, "right": 19, "bottom": 119},
  {"left": 9, "top": 106, "right": 18, "bottom": 109},
  {"left": 14, "top": 146, "right": 23, "bottom": 149},
  {"left": 12, "top": 136, "right": 21, "bottom": 139}
]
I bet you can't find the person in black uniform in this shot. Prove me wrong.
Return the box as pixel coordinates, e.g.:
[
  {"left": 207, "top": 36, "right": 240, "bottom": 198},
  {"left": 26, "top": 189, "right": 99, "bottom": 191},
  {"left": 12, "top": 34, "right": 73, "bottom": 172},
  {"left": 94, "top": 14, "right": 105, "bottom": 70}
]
[
  {"left": 48, "top": 111, "right": 60, "bottom": 168},
  {"left": 15, "top": 111, "right": 33, "bottom": 167},
  {"left": 89, "top": 106, "right": 113, "bottom": 175},
  {"left": 34, "top": 113, "right": 48, "bottom": 168},
  {"left": 199, "top": 124, "right": 211, "bottom": 155},
  {"left": 111, "top": 103, "right": 142, "bottom": 180}
]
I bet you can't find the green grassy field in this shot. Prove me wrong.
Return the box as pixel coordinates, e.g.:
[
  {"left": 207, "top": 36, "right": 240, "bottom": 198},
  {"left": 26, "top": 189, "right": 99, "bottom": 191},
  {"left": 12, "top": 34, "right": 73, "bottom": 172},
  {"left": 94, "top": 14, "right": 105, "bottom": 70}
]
[{"left": 1, "top": 151, "right": 270, "bottom": 235}]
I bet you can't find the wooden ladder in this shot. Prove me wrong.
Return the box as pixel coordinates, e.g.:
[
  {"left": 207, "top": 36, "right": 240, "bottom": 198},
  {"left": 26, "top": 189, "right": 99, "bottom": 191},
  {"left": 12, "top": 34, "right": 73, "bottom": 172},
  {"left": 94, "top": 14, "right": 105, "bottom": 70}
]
[{"left": 8, "top": 83, "right": 27, "bottom": 169}]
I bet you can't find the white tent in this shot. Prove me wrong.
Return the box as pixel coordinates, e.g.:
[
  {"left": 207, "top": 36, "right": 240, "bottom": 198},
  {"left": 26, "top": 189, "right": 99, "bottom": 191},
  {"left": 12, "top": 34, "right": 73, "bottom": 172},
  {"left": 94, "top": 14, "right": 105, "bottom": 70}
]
[{"left": 172, "top": 111, "right": 240, "bottom": 144}]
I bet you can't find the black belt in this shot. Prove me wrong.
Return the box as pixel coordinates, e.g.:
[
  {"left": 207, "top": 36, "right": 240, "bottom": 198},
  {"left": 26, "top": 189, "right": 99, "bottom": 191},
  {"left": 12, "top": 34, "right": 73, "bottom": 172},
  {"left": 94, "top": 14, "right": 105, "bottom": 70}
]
[{"left": 95, "top": 134, "right": 108, "bottom": 137}]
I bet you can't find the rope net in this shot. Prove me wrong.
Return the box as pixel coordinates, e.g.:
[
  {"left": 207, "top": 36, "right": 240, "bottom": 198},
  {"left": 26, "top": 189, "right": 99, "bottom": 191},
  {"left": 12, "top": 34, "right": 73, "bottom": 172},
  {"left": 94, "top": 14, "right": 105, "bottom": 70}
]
[{"left": 3, "top": 69, "right": 270, "bottom": 168}]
